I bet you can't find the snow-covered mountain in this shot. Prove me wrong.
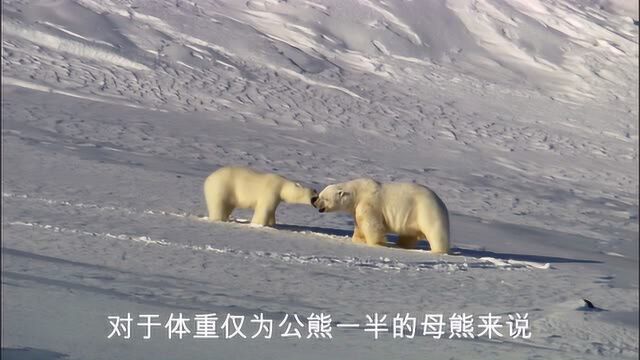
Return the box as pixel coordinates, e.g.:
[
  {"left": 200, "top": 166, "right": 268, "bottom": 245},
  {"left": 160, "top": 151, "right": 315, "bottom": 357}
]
[{"left": 2, "top": 0, "right": 638, "bottom": 359}]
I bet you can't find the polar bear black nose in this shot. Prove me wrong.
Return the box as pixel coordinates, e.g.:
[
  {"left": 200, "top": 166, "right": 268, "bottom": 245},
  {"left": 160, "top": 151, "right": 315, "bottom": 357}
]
[{"left": 311, "top": 196, "right": 319, "bottom": 206}]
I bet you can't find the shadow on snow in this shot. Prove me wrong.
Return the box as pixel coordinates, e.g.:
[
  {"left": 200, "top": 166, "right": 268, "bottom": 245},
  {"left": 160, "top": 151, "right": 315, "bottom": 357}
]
[{"left": 275, "top": 224, "right": 602, "bottom": 265}]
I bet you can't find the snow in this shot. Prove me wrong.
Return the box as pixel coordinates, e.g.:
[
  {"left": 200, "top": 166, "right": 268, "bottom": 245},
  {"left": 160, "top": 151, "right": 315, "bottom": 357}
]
[{"left": 1, "top": 0, "right": 638, "bottom": 359}]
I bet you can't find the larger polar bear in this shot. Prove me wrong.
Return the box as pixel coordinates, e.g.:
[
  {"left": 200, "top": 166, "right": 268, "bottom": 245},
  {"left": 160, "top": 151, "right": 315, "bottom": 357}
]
[
  {"left": 204, "top": 166, "right": 317, "bottom": 226},
  {"left": 312, "top": 178, "right": 450, "bottom": 254}
]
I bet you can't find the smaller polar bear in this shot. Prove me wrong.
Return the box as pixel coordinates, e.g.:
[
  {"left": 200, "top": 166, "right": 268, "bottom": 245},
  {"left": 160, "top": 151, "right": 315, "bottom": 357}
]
[
  {"left": 312, "top": 178, "right": 450, "bottom": 254},
  {"left": 204, "top": 166, "right": 317, "bottom": 226}
]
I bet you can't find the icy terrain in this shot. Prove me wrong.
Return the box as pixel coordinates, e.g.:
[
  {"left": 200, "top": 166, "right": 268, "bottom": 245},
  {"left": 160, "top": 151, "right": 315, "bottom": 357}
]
[{"left": 1, "top": 0, "right": 638, "bottom": 359}]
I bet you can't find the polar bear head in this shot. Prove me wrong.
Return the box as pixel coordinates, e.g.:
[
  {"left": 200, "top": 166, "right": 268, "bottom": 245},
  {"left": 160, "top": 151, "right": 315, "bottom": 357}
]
[
  {"left": 312, "top": 184, "right": 354, "bottom": 213},
  {"left": 281, "top": 181, "right": 318, "bottom": 205}
]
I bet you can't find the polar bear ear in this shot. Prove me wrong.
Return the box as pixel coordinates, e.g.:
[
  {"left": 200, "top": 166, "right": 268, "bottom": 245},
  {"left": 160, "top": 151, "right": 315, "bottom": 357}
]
[
  {"left": 295, "top": 182, "right": 302, "bottom": 188},
  {"left": 338, "top": 190, "right": 349, "bottom": 198}
]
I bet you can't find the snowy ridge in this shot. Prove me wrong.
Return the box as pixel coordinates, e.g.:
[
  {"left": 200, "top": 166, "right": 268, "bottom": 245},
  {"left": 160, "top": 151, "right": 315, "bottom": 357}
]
[
  {"left": 1, "top": 76, "right": 169, "bottom": 112},
  {"left": 1, "top": 19, "right": 149, "bottom": 70}
]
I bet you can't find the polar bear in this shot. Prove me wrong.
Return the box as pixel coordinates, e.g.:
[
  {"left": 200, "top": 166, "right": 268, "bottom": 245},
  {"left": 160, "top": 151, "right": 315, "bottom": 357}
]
[
  {"left": 312, "top": 178, "right": 450, "bottom": 254},
  {"left": 204, "top": 166, "right": 317, "bottom": 226}
]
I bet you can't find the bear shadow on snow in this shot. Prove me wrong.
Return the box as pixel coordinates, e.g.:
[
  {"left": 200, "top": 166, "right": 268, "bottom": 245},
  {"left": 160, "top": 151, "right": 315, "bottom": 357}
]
[
  {"left": 451, "top": 247, "right": 602, "bottom": 264},
  {"left": 274, "top": 224, "right": 353, "bottom": 237},
  {"left": 396, "top": 239, "right": 600, "bottom": 264},
  {"left": 275, "top": 224, "right": 601, "bottom": 265},
  {"left": 2, "top": 347, "right": 69, "bottom": 360}
]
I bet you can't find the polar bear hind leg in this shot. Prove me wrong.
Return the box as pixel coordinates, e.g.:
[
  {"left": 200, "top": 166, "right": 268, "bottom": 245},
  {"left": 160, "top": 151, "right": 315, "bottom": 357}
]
[
  {"left": 206, "top": 196, "right": 233, "bottom": 222},
  {"left": 203, "top": 176, "right": 233, "bottom": 221},
  {"left": 419, "top": 223, "right": 449, "bottom": 254},
  {"left": 416, "top": 196, "right": 450, "bottom": 254}
]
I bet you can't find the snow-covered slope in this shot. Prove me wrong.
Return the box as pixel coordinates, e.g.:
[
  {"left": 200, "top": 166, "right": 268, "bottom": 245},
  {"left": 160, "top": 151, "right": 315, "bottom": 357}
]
[{"left": 2, "top": 0, "right": 638, "bottom": 359}]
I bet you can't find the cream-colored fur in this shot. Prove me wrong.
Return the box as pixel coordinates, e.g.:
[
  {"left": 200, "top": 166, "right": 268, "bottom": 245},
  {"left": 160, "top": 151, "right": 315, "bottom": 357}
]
[
  {"left": 204, "top": 167, "right": 316, "bottom": 226},
  {"left": 313, "top": 178, "right": 450, "bottom": 254}
]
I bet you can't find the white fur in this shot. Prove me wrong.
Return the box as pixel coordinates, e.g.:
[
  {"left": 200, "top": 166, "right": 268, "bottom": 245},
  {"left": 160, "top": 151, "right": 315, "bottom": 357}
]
[
  {"left": 204, "top": 166, "right": 316, "bottom": 226},
  {"left": 314, "top": 178, "right": 450, "bottom": 254}
]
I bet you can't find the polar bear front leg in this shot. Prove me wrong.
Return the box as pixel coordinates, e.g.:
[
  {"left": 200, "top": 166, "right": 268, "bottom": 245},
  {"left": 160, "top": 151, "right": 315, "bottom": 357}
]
[
  {"left": 352, "top": 225, "right": 367, "bottom": 244},
  {"left": 267, "top": 213, "right": 276, "bottom": 227},
  {"left": 251, "top": 200, "right": 278, "bottom": 226},
  {"left": 207, "top": 200, "right": 233, "bottom": 222},
  {"left": 356, "top": 204, "right": 386, "bottom": 247}
]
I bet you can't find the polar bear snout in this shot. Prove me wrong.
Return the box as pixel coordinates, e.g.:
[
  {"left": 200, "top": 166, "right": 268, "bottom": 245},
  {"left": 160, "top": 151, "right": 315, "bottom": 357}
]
[{"left": 311, "top": 196, "right": 326, "bottom": 212}]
